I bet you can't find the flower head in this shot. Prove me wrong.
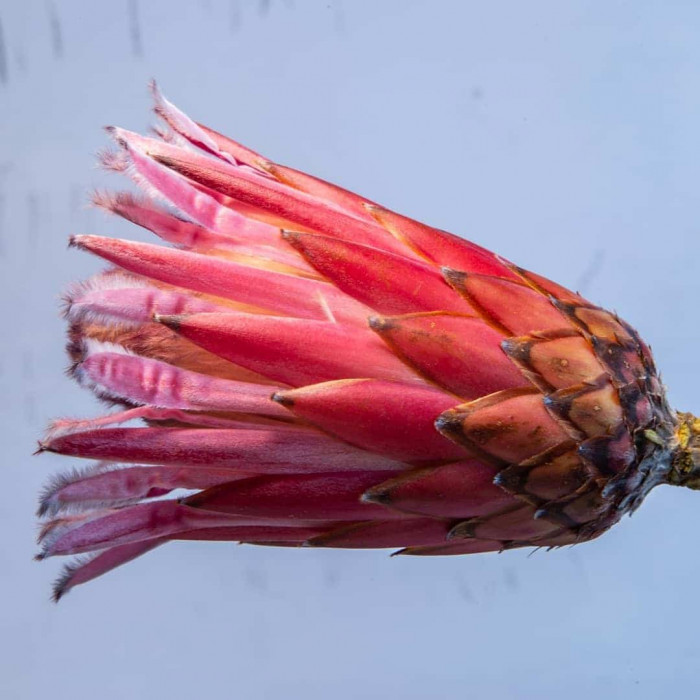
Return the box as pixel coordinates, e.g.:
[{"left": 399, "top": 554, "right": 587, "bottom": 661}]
[{"left": 37, "top": 83, "right": 699, "bottom": 600}]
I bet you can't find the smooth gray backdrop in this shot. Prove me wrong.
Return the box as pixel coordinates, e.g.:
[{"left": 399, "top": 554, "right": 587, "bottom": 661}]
[{"left": 2, "top": 1, "right": 700, "bottom": 698}]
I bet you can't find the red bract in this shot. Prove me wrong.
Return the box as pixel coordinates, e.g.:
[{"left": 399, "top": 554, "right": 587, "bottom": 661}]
[{"left": 37, "top": 83, "right": 700, "bottom": 600}]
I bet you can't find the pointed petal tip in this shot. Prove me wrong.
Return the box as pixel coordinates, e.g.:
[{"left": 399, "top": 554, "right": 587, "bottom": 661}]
[
  {"left": 104, "top": 126, "right": 146, "bottom": 154},
  {"left": 148, "top": 78, "right": 161, "bottom": 101},
  {"left": 96, "top": 146, "right": 129, "bottom": 173},
  {"left": 36, "top": 490, "right": 54, "bottom": 518},
  {"left": 103, "top": 124, "right": 126, "bottom": 141},
  {"left": 51, "top": 562, "right": 80, "bottom": 603},
  {"left": 103, "top": 125, "right": 133, "bottom": 152},
  {"left": 68, "top": 234, "right": 102, "bottom": 253},
  {"left": 89, "top": 189, "right": 109, "bottom": 211}
]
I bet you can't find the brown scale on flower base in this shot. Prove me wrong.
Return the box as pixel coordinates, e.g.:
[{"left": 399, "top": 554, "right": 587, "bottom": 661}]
[{"left": 36, "top": 82, "right": 700, "bottom": 599}]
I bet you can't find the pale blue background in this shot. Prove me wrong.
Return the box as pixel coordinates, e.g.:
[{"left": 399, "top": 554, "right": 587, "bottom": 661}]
[{"left": 2, "top": 1, "right": 700, "bottom": 698}]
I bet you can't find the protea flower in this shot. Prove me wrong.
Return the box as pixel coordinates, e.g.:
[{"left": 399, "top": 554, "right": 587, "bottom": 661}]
[{"left": 37, "top": 83, "right": 700, "bottom": 601}]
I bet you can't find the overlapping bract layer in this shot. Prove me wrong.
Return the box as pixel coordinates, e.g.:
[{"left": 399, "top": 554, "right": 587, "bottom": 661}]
[{"left": 38, "top": 84, "right": 675, "bottom": 599}]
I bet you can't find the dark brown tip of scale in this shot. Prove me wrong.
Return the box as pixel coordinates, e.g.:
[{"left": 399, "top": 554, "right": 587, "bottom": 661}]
[
  {"left": 153, "top": 313, "right": 183, "bottom": 331},
  {"left": 493, "top": 468, "right": 525, "bottom": 491},
  {"left": 447, "top": 520, "right": 476, "bottom": 540},
  {"left": 500, "top": 337, "right": 530, "bottom": 362},
  {"left": 368, "top": 315, "right": 390, "bottom": 332},
  {"left": 271, "top": 391, "right": 294, "bottom": 407},
  {"left": 280, "top": 229, "right": 305, "bottom": 248},
  {"left": 441, "top": 266, "right": 467, "bottom": 288},
  {"left": 434, "top": 411, "right": 463, "bottom": 441},
  {"left": 360, "top": 489, "right": 390, "bottom": 505}
]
